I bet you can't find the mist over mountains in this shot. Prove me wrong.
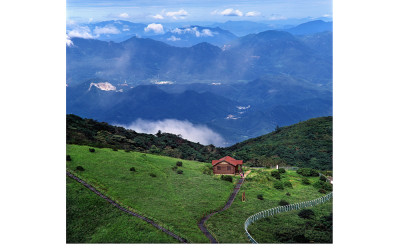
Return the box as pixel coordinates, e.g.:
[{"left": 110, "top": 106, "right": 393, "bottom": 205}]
[{"left": 66, "top": 19, "right": 332, "bottom": 146}]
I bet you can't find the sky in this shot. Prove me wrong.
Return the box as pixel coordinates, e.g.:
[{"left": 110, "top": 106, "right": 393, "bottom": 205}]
[{"left": 67, "top": 0, "right": 332, "bottom": 24}]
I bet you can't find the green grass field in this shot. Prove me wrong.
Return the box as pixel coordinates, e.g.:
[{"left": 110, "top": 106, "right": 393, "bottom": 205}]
[
  {"left": 66, "top": 144, "right": 237, "bottom": 243},
  {"left": 67, "top": 177, "right": 179, "bottom": 243},
  {"left": 205, "top": 168, "right": 333, "bottom": 243}
]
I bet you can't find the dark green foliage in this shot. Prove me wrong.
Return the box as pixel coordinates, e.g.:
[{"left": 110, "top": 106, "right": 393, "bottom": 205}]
[
  {"left": 283, "top": 180, "right": 293, "bottom": 188},
  {"left": 298, "top": 209, "right": 315, "bottom": 219},
  {"left": 279, "top": 200, "right": 290, "bottom": 206},
  {"left": 302, "top": 177, "right": 311, "bottom": 185},
  {"left": 319, "top": 175, "right": 327, "bottom": 182},
  {"left": 297, "top": 168, "right": 319, "bottom": 177},
  {"left": 76, "top": 166, "right": 84, "bottom": 171},
  {"left": 171, "top": 166, "right": 178, "bottom": 171},
  {"left": 129, "top": 167, "right": 136, "bottom": 172},
  {"left": 313, "top": 180, "right": 332, "bottom": 192},
  {"left": 271, "top": 170, "right": 281, "bottom": 180},
  {"left": 273, "top": 227, "right": 308, "bottom": 243},
  {"left": 286, "top": 192, "right": 291, "bottom": 196},
  {"left": 176, "top": 161, "right": 183, "bottom": 167},
  {"left": 228, "top": 117, "right": 332, "bottom": 170},
  {"left": 177, "top": 170, "right": 183, "bottom": 174},
  {"left": 319, "top": 189, "right": 327, "bottom": 194},
  {"left": 67, "top": 155, "right": 72, "bottom": 161},
  {"left": 89, "top": 148, "right": 95, "bottom": 153},
  {"left": 278, "top": 168, "right": 286, "bottom": 174},
  {"left": 257, "top": 194, "right": 264, "bottom": 200},
  {"left": 273, "top": 181, "right": 284, "bottom": 190},
  {"left": 220, "top": 175, "right": 233, "bottom": 182},
  {"left": 66, "top": 114, "right": 226, "bottom": 163},
  {"left": 125, "top": 149, "right": 131, "bottom": 153},
  {"left": 202, "top": 164, "right": 213, "bottom": 175},
  {"left": 112, "top": 148, "right": 118, "bottom": 151},
  {"left": 149, "top": 173, "right": 156, "bottom": 177}
]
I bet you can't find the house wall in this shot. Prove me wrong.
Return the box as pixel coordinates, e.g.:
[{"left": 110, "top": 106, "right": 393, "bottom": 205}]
[{"left": 213, "top": 162, "right": 236, "bottom": 175}]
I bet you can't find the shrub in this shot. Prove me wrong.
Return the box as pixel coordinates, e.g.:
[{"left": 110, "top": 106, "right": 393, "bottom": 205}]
[
  {"left": 278, "top": 168, "right": 286, "bottom": 174},
  {"left": 302, "top": 177, "right": 311, "bottom": 185},
  {"left": 297, "top": 168, "right": 319, "bottom": 177},
  {"left": 257, "top": 194, "right": 264, "bottom": 200},
  {"left": 171, "top": 166, "right": 178, "bottom": 171},
  {"left": 313, "top": 180, "right": 333, "bottom": 192},
  {"left": 319, "top": 189, "right": 327, "bottom": 194},
  {"left": 271, "top": 171, "right": 281, "bottom": 180},
  {"left": 177, "top": 170, "right": 183, "bottom": 174},
  {"left": 279, "top": 200, "right": 290, "bottom": 206},
  {"left": 176, "top": 161, "right": 183, "bottom": 167},
  {"left": 221, "top": 175, "right": 233, "bottom": 182},
  {"left": 130, "top": 167, "right": 136, "bottom": 172},
  {"left": 112, "top": 148, "right": 118, "bottom": 151},
  {"left": 76, "top": 166, "right": 84, "bottom": 171},
  {"left": 298, "top": 209, "right": 315, "bottom": 219},
  {"left": 125, "top": 149, "right": 131, "bottom": 153},
  {"left": 286, "top": 192, "right": 291, "bottom": 196},
  {"left": 66, "top": 155, "right": 71, "bottom": 161},
  {"left": 320, "top": 175, "right": 327, "bottom": 182},
  {"left": 283, "top": 180, "right": 293, "bottom": 188},
  {"left": 202, "top": 165, "right": 213, "bottom": 175},
  {"left": 274, "top": 181, "right": 284, "bottom": 190},
  {"left": 89, "top": 148, "right": 95, "bottom": 153},
  {"left": 149, "top": 173, "right": 156, "bottom": 177}
]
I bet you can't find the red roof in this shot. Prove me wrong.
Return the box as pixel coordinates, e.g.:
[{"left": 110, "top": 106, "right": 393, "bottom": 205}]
[{"left": 212, "top": 156, "right": 243, "bottom": 166}]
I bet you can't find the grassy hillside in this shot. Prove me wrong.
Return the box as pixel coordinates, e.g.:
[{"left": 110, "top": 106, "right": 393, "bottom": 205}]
[
  {"left": 66, "top": 177, "right": 179, "bottom": 243},
  {"left": 205, "top": 168, "right": 332, "bottom": 243},
  {"left": 227, "top": 116, "right": 332, "bottom": 170},
  {"left": 66, "top": 144, "right": 237, "bottom": 243}
]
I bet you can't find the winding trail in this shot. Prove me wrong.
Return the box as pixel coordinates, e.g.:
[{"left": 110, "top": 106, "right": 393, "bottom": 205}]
[
  {"left": 198, "top": 170, "right": 251, "bottom": 243},
  {"left": 66, "top": 171, "right": 188, "bottom": 243}
]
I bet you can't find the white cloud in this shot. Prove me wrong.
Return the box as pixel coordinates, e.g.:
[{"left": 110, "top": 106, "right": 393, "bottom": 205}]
[
  {"left": 119, "top": 13, "right": 129, "bottom": 18},
  {"left": 268, "top": 14, "right": 287, "bottom": 20},
  {"left": 67, "top": 26, "right": 94, "bottom": 39},
  {"left": 122, "top": 119, "right": 226, "bottom": 146},
  {"left": 66, "top": 35, "right": 73, "bottom": 47},
  {"left": 152, "top": 14, "right": 164, "bottom": 20},
  {"left": 166, "top": 9, "right": 188, "bottom": 19},
  {"left": 93, "top": 25, "right": 120, "bottom": 35},
  {"left": 171, "top": 27, "right": 214, "bottom": 37},
  {"left": 245, "top": 11, "right": 261, "bottom": 17},
  {"left": 144, "top": 23, "right": 164, "bottom": 34},
  {"left": 220, "top": 8, "right": 243, "bottom": 17},
  {"left": 167, "top": 36, "right": 181, "bottom": 41}
]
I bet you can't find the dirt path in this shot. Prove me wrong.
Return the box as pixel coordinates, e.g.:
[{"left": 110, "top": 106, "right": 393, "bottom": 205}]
[
  {"left": 66, "top": 171, "right": 188, "bottom": 243},
  {"left": 198, "top": 170, "right": 251, "bottom": 243}
]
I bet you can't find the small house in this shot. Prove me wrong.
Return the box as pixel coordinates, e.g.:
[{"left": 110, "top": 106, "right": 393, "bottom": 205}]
[{"left": 212, "top": 156, "right": 243, "bottom": 175}]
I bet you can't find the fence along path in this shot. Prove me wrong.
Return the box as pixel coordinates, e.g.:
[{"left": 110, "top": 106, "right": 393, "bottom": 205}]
[
  {"left": 66, "top": 171, "right": 188, "bottom": 243},
  {"left": 244, "top": 192, "right": 333, "bottom": 243}
]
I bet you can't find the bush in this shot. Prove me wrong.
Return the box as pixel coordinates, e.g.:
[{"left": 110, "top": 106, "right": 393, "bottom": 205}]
[
  {"left": 149, "top": 173, "right": 156, "bottom": 177},
  {"left": 313, "top": 180, "right": 333, "bottom": 192},
  {"left": 176, "top": 161, "right": 183, "bottom": 167},
  {"left": 283, "top": 180, "right": 293, "bottom": 188},
  {"left": 278, "top": 168, "right": 286, "bottom": 174},
  {"left": 89, "top": 148, "right": 95, "bottom": 153},
  {"left": 297, "top": 168, "right": 319, "bottom": 177},
  {"left": 274, "top": 181, "right": 284, "bottom": 190},
  {"left": 286, "top": 192, "right": 291, "bottom": 196},
  {"left": 202, "top": 165, "right": 213, "bottom": 175},
  {"left": 271, "top": 171, "right": 281, "bottom": 180},
  {"left": 221, "top": 175, "right": 233, "bottom": 182},
  {"left": 298, "top": 209, "right": 315, "bottom": 219},
  {"left": 66, "top": 155, "right": 71, "bottom": 161},
  {"left": 319, "top": 189, "right": 327, "bottom": 194},
  {"left": 76, "top": 166, "right": 85, "bottom": 171},
  {"left": 320, "top": 175, "right": 327, "bottom": 182},
  {"left": 112, "top": 148, "right": 118, "bottom": 151},
  {"left": 302, "top": 177, "right": 311, "bottom": 185},
  {"left": 125, "top": 149, "right": 131, "bottom": 153},
  {"left": 171, "top": 166, "right": 178, "bottom": 171},
  {"left": 257, "top": 194, "right": 264, "bottom": 200},
  {"left": 177, "top": 170, "right": 183, "bottom": 174},
  {"left": 279, "top": 200, "right": 290, "bottom": 206},
  {"left": 130, "top": 167, "right": 136, "bottom": 172}
]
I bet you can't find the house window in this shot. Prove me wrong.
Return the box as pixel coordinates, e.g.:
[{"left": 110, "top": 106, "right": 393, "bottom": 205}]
[
  {"left": 227, "top": 166, "right": 231, "bottom": 171},
  {"left": 217, "top": 166, "right": 221, "bottom": 170}
]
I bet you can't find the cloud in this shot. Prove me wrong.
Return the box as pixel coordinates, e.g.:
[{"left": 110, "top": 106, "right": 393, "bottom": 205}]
[
  {"left": 93, "top": 25, "right": 120, "bottom": 35},
  {"left": 166, "top": 9, "right": 188, "bottom": 19},
  {"left": 144, "top": 23, "right": 164, "bottom": 34},
  {"left": 268, "top": 14, "right": 287, "bottom": 20},
  {"left": 167, "top": 35, "right": 181, "bottom": 41},
  {"left": 245, "top": 11, "right": 261, "bottom": 17},
  {"left": 121, "top": 119, "right": 226, "bottom": 146},
  {"left": 66, "top": 35, "right": 73, "bottom": 47},
  {"left": 220, "top": 8, "right": 243, "bottom": 17},
  {"left": 171, "top": 27, "right": 214, "bottom": 37},
  {"left": 67, "top": 26, "right": 94, "bottom": 39},
  {"left": 119, "top": 13, "right": 129, "bottom": 18},
  {"left": 152, "top": 14, "right": 164, "bottom": 20}
]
